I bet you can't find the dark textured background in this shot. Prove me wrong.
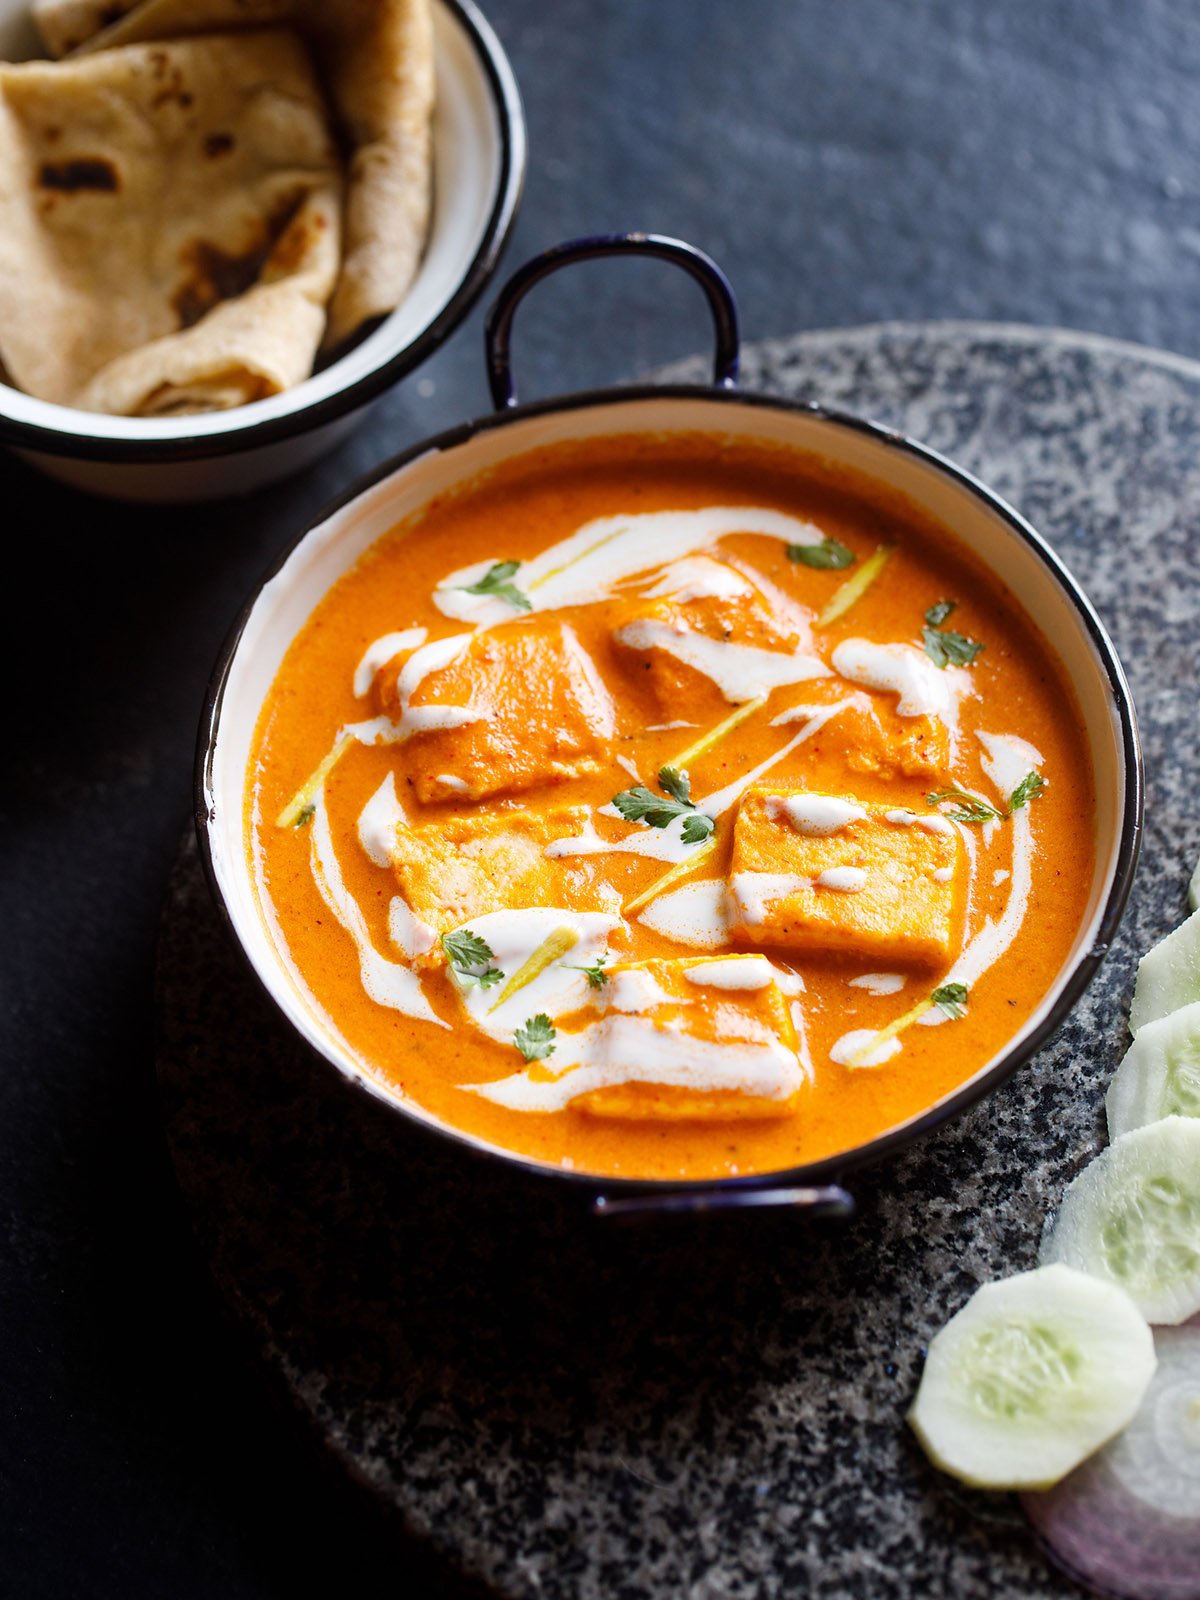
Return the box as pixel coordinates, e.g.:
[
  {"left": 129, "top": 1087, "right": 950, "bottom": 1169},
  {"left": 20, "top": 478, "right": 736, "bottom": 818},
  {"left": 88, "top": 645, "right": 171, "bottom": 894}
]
[{"left": 4, "top": 1, "right": 1200, "bottom": 1594}]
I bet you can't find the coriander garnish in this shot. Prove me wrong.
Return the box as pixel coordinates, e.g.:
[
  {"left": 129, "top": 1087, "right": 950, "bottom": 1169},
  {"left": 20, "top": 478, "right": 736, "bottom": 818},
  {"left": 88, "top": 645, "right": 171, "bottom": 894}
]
[
  {"left": 1009, "top": 771, "right": 1045, "bottom": 812},
  {"left": 787, "top": 536, "right": 855, "bottom": 570},
  {"left": 924, "top": 599, "right": 956, "bottom": 628},
  {"left": 456, "top": 559, "right": 531, "bottom": 612},
  {"left": 514, "top": 1014, "right": 556, "bottom": 1062},
  {"left": 926, "top": 787, "right": 1004, "bottom": 825},
  {"left": 293, "top": 803, "right": 316, "bottom": 828},
  {"left": 612, "top": 766, "right": 715, "bottom": 845},
  {"left": 441, "top": 928, "right": 504, "bottom": 989},
  {"left": 921, "top": 599, "right": 985, "bottom": 668},
  {"left": 566, "top": 957, "right": 609, "bottom": 990},
  {"left": 931, "top": 982, "right": 969, "bottom": 1019}
]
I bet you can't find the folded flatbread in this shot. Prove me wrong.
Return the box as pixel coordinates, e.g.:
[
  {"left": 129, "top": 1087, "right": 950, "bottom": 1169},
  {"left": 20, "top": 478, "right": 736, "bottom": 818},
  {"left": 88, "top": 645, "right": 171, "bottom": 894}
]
[
  {"left": 33, "top": 0, "right": 435, "bottom": 349},
  {"left": 0, "top": 30, "right": 342, "bottom": 414}
]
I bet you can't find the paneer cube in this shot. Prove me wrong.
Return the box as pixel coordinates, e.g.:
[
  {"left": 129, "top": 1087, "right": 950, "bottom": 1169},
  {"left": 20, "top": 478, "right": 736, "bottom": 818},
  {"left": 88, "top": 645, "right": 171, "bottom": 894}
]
[
  {"left": 776, "top": 684, "right": 953, "bottom": 782},
  {"left": 391, "top": 805, "right": 623, "bottom": 940},
  {"left": 728, "top": 786, "right": 960, "bottom": 964},
  {"left": 402, "top": 619, "right": 615, "bottom": 803},
  {"left": 611, "top": 573, "right": 812, "bottom": 711},
  {"left": 573, "top": 954, "right": 804, "bottom": 1121}
]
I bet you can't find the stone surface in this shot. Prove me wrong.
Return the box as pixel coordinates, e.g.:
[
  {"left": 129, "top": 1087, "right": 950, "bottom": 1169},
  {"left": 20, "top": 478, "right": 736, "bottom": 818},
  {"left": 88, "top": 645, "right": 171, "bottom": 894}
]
[{"left": 157, "top": 325, "right": 1200, "bottom": 1599}]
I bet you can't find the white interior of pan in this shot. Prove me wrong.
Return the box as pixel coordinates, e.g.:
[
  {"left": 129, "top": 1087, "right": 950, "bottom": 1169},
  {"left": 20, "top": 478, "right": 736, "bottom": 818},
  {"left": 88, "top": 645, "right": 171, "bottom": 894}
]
[{"left": 204, "top": 393, "right": 1134, "bottom": 1167}]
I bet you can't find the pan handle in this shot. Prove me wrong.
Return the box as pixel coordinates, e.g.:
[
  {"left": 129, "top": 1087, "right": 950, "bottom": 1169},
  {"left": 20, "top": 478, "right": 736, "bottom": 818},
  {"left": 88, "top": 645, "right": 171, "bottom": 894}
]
[
  {"left": 591, "top": 1184, "right": 855, "bottom": 1222},
  {"left": 484, "top": 232, "right": 741, "bottom": 410}
]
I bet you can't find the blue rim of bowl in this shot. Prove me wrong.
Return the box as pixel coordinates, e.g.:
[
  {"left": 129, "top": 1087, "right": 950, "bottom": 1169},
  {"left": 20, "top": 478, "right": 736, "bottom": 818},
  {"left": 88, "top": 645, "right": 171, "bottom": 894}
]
[
  {"left": 0, "top": 0, "right": 526, "bottom": 464},
  {"left": 195, "top": 382, "right": 1143, "bottom": 1207}
]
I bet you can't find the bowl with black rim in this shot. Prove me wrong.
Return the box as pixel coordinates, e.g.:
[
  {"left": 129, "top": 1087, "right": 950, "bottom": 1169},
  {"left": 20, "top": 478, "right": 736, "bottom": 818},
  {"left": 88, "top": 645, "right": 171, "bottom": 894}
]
[{"left": 0, "top": 0, "right": 525, "bottom": 502}]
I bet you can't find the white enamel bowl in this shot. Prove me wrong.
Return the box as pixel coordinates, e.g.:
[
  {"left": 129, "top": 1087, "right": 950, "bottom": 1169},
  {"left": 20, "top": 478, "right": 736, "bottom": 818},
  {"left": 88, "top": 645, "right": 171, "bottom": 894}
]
[
  {"left": 0, "top": 0, "right": 524, "bottom": 502},
  {"left": 197, "top": 237, "right": 1141, "bottom": 1216}
]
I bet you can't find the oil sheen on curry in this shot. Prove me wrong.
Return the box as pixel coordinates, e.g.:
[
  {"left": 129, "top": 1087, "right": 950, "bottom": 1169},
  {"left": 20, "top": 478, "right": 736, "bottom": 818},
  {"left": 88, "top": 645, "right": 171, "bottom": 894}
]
[{"left": 247, "top": 435, "right": 1095, "bottom": 1180}]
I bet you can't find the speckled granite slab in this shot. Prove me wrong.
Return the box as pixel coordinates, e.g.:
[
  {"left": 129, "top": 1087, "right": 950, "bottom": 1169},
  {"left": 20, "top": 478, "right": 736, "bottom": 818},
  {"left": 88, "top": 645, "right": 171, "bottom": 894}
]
[{"left": 157, "top": 325, "right": 1200, "bottom": 1599}]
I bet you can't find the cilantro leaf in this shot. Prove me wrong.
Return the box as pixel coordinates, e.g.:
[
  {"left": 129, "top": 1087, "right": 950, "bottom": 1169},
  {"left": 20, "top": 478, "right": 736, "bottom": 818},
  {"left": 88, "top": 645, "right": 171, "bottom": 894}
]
[
  {"left": 1009, "top": 771, "right": 1045, "bottom": 812},
  {"left": 514, "top": 1014, "right": 556, "bottom": 1062},
  {"left": 681, "top": 813, "right": 715, "bottom": 844},
  {"left": 658, "top": 765, "right": 691, "bottom": 805},
  {"left": 787, "top": 537, "right": 855, "bottom": 570},
  {"left": 612, "top": 784, "right": 715, "bottom": 842},
  {"left": 922, "top": 623, "right": 985, "bottom": 669},
  {"left": 567, "top": 958, "right": 608, "bottom": 990},
  {"left": 926, "top": 788, "right": 1003, "bottom": 825},
  {"left": 457, "top": 560, "right": 532, "bottom": 612},
  {"left": 293, "top": 803, "right": 315, "bottom": 828},
  {"left": 924, "top": 599, "right": 956, "bottom": 627},
  {"left": 931, "top": 982, "right": 969, "bottom": 1019},
  {"left": 441, "top": 928, "right": 504, "bottom": 988}
]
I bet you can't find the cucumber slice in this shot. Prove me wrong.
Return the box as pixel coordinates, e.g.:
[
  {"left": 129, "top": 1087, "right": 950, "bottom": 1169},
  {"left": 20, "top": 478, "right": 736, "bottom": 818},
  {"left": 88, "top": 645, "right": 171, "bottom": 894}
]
[
  {"left": 1129, "top": 908, "right": 1200, "bottom": 1034},
  {"left": 1106, "top": 1001, "right": 1200, "bottom": 1140},
  {"left": 908, "top": 1263, "right": 1155, "bottom": 1490},
  {"left": 1040, "top": 1118, "right": 1200, "bottom": 1324}
]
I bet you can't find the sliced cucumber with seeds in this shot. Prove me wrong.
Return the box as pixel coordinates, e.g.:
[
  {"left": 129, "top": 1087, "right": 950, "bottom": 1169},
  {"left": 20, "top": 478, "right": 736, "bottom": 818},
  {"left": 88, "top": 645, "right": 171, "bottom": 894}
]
[
  {"left": 1106, "top": 1000, "right": 1200, "bottom": 1140},
  {"left": 1129, "top": 907, "right": 1200, "bottom": 1034},
  {"left": 908, "top": 1264, "right": 1156, "bottom": 1490},
  {"left": 1039, "top": 1117, "right": 1200, "bottom": 1325}
]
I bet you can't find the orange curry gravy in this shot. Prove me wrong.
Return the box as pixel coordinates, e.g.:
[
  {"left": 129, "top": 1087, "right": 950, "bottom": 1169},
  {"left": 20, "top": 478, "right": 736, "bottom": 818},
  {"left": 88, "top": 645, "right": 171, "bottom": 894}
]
[{"left": 247, "top": 433, "right": 1094, "bottom": 1180}]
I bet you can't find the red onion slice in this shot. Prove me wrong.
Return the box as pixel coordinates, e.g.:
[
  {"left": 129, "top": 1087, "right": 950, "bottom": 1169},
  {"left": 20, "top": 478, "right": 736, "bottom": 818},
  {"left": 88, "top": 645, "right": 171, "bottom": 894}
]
[{"left": 1022, "top": 1321, "right": 1200, "bottom": 1599}]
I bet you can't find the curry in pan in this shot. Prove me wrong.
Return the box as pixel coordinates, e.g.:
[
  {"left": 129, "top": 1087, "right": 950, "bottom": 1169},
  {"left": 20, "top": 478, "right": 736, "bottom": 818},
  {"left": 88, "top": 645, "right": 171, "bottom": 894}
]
[{"left": 246, "top": 433, "right": 1094, "bottom": 1180}]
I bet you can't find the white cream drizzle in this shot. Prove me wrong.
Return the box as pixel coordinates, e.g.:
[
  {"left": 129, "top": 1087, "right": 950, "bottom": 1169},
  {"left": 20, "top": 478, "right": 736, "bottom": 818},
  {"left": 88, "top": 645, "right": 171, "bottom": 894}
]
[
  {"left": 831, "top": 1028, "right": 901, "bottom": 1068},
  {"left": 352, "top": 627, "right": 427, "bottom": 698},
  {"left": 932, "top": 866, "right": 954, "bottom": 883},
  {"left": 307, "top": 793, "right": 444, "bottom": 1027},
  {"left": 614, "top": 618, "right": 829, "bottom": 703},
  {"left": 466, "top": 1014, "right": 803, "bottom": 1112},
  {"left": 607, "top": 968, "right": 677, "bottom": 1013},
  {"left": 544, "top": 811, "right": 703, "bottom": 865},
  {"left": 771, "top": 965, "right": 807, "bottom": 996},
  {"left": 435, "top": 773, "right": 471, "bottom": 794},
  {"left": 683, "top": 956, "right": 776, "bottom": 991},
  {"left": 831, "top": 638, "right": 968, "bottom": 727},
  {"left": 730, "top": 871, "right": 812, "bottom": 925},
  {"left": 387, "top": 896, "right": 437, "bottom": 959},
  {"left": 769, "top": 794, "right": 867, "bottom": 835},
  {"left": 447, "top": 908, "right": 619, "bottom": 1040},
  {"left": 697, "top": 699, "right": 858, "bottom": 818},
  {"left": 615, "top": 754, "right": 642, "bottom": 781},
  {"left": 724, "top": 554, "right": 816, "bottom": 640},
  {"left": 918, "top": 730, "right": 1045, "bottom": 1027},
  {"left": 816, "top": 866, "right": 868, "bottom": 892},
  {"left": 849, "top": 973, "right": 906, "bottom": 996},
  {"left": 635, "top": 879, "right": 733, "bottom": 947},
  {"left": 357, "top": 773, "right": 407, "bottom": 867},
  {"left": 338, "top": 633, "right": 482, "bottom": 748},
  {"left": 642, "top": 555, "right": 752, "bottom": 602},
  {"left": 886, "top": 808, "right": 917, "bottom": 826},
  {"left": 918, "top": 814, "right": 956, "bottom": 836},
  {"left": 433, "top": 506, "right": 831, "bottom": 624},
  {"left": 791, "top": 999, "right": 815, "bottom": 1083}
]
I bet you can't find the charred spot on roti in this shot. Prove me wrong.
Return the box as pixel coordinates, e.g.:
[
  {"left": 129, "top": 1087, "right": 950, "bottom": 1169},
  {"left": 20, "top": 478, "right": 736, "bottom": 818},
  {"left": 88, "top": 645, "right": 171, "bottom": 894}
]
[
  {"left": 171, "top": 189, "right": 307, "bottom": 329},
  {"left": 204, "top": 131, "right": 235, "bottom": 158},
  {"left": 37, "top": 156, "right": 118, "bottom": 191}
]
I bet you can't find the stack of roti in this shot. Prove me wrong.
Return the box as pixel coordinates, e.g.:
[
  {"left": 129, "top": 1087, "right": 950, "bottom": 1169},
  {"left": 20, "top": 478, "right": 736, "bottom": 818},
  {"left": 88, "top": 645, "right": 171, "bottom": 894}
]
[{"left": 0, "top": 0, "right": 433, "bottom": 416}]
